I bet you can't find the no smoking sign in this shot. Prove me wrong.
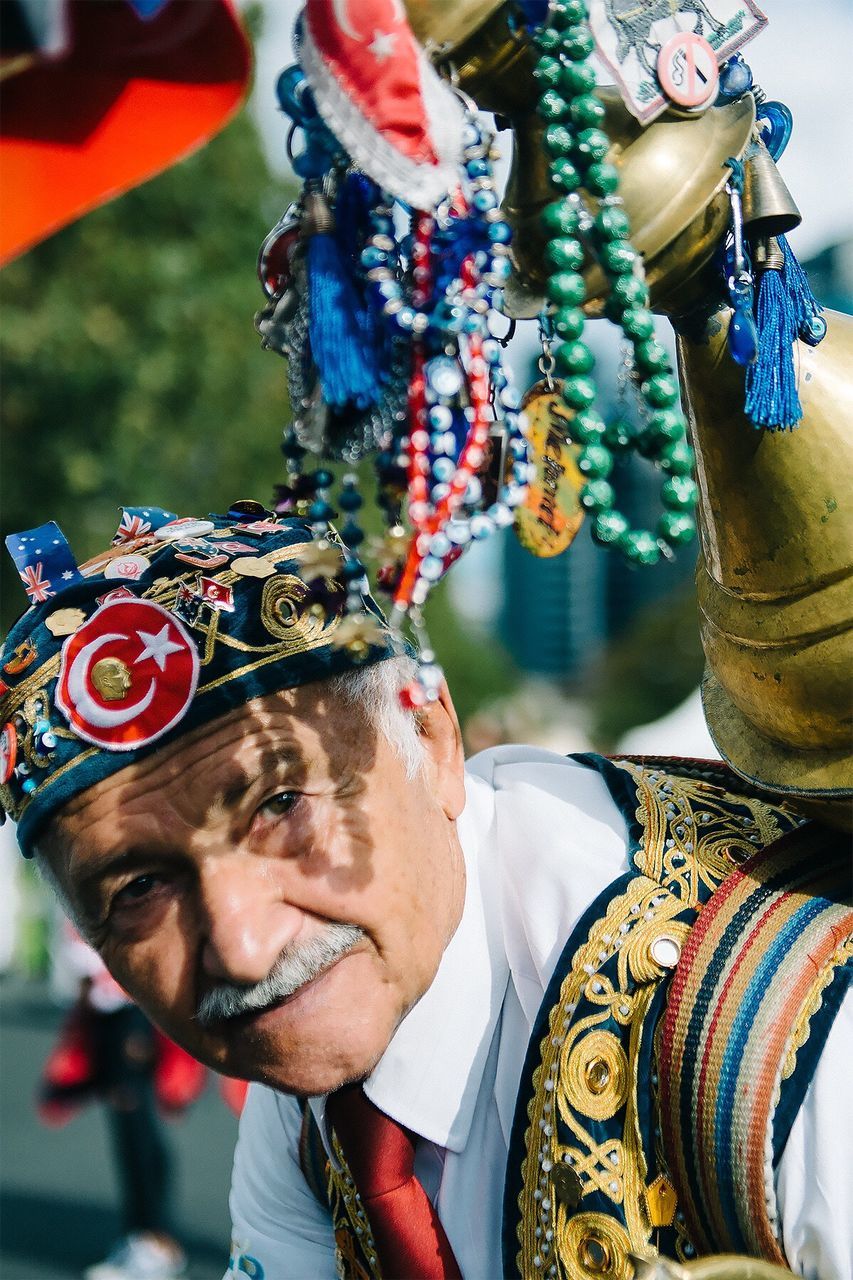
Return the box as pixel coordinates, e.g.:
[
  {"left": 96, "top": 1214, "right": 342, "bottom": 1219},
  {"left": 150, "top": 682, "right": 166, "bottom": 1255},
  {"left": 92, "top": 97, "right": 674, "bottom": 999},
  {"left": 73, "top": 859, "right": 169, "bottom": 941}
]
[{"left": 657, "top": 31, "right": 719, "bottom": 109}]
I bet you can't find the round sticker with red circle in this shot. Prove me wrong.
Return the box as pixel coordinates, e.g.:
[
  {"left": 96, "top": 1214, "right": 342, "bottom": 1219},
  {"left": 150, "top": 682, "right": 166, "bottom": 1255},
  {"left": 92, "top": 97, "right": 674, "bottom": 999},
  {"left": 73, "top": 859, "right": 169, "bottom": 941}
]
[
  {"left": 657, "top": 32, "right": 719, "bottom": 110},
  {"left": 104, "top": 553, "right": 151, "bottom": 581},
  {"left": 55, "top": 598, "right": 199, "bottom": 751}
]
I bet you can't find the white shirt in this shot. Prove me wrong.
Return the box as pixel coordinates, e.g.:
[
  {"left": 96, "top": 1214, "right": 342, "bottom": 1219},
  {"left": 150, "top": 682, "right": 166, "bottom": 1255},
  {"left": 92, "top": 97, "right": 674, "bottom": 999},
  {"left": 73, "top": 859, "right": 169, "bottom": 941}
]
[{"left": 227, "top": 747, "right": 853, "bottom": 1280}]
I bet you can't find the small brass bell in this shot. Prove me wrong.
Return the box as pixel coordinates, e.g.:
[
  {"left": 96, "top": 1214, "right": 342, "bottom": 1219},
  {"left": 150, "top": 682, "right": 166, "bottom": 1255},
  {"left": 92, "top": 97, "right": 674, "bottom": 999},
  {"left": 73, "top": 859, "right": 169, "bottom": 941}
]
[{"left": 741, "top": 138, "right": 801, "bottom": 238}]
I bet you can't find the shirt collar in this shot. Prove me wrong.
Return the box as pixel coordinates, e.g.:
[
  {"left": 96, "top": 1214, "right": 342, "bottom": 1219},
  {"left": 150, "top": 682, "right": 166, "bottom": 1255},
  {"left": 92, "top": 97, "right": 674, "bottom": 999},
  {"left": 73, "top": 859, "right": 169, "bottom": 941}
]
[{"left": 361, "top": 768, "right": 509, "bottom": 1153}]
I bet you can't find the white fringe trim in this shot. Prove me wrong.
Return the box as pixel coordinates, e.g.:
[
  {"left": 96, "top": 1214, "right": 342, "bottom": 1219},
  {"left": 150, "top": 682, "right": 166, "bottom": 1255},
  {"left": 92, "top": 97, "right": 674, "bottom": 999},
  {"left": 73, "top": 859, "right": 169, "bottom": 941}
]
[{"left": 300, "top": 16, "right": 463, "bottom": 209}]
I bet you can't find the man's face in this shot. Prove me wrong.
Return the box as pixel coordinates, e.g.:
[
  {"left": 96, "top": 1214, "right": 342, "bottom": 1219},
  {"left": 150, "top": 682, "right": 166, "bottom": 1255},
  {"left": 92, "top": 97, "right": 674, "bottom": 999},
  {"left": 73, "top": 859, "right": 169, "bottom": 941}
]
[{"left": 41, "top": 677, "right": 467, "bottom": 1095}]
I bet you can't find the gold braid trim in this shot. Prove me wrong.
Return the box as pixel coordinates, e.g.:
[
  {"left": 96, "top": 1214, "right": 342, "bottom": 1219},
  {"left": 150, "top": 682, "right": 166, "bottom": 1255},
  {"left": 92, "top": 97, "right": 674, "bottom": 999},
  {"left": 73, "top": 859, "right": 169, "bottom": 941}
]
[
  {"left": 515, "top": 762, "right": 800, "bottom": 1280},
  {"left": 327, "top": 1136, "right": 383, "bottom": 1280}
]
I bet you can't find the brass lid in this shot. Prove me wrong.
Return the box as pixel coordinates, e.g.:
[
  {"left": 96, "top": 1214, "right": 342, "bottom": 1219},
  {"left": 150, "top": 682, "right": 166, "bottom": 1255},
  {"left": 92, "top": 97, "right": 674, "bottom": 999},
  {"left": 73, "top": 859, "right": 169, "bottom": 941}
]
[
  {"left": 702, "top": 670, "right": 853, "bottom": 818},
  {"left": 403, "top": 0, "right": 505, "bottom": 58}
]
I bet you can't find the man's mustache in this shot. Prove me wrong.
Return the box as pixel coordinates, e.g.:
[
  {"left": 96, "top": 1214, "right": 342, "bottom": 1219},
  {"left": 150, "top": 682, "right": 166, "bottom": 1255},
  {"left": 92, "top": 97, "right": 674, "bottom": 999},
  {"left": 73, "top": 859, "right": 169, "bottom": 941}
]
[{"left": 195, "top": 923, "right": 364, "bottom": 1027}]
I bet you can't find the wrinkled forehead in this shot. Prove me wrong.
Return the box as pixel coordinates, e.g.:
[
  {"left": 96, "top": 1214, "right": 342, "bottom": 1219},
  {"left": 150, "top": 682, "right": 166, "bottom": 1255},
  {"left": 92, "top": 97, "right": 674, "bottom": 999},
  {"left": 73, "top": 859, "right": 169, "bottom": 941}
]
[{"left": 47, "top": 683, "right": 378, "bottom": 847}]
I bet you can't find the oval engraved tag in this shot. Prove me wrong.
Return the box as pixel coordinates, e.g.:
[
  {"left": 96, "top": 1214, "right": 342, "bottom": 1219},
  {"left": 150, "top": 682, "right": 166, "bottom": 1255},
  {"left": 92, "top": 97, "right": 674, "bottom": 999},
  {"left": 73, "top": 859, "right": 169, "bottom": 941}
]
[{"left": 515, "top": 379, "right": 585, "bottom": 558}]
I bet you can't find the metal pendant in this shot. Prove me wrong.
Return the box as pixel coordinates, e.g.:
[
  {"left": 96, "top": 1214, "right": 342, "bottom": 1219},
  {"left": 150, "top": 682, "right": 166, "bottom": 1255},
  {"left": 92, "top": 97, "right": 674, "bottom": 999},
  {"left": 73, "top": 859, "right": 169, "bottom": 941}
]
[{"left": 514, "top": 379, "right": 585, "bottom": 558}]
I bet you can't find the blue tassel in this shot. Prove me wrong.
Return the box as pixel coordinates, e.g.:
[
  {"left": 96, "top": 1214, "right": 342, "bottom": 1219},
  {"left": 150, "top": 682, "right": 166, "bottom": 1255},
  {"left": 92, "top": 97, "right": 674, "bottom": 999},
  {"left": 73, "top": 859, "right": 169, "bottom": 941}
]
[
  {"left": 744, "top": 266, "right": 800, "bottom": 430},
  {"left": 779, "top": 233, "right": 825, "bottom": 345},
  {"left": 333, "top": 175, "right": 390, "bottom": 379},
  {"left": 308, "top": 227, "right": 379, "bottom": 411},
  {"left": 744, "top": 237, "right": 823, "bottom": 431},
  {"left": 335, "top": 173, "right": 379, "bottom": 264}
]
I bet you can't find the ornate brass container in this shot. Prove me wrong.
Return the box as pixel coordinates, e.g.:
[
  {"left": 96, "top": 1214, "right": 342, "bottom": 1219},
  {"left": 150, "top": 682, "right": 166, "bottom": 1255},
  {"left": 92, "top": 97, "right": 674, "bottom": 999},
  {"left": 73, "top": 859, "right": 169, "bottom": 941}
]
[
  {"left": 402, "top": 0, "right": 852, "bottom": 815},
  {"left": 680, "top": 307, "right": 853, "bottom": 813}
]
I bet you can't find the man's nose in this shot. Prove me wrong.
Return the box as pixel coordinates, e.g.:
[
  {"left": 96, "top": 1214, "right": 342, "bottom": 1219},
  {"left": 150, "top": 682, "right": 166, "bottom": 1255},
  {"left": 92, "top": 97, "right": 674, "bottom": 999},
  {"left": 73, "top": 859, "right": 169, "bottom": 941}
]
[{"left": 197, "top": 855, "right": 303, "bottom": 985}]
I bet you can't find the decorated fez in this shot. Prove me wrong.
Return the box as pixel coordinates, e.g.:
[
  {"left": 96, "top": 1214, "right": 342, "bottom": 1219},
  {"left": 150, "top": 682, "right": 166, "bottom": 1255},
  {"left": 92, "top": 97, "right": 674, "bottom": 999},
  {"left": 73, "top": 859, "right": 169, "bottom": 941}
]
[{"left": 0, "top": 504, "right": 396, "bottom": 856}]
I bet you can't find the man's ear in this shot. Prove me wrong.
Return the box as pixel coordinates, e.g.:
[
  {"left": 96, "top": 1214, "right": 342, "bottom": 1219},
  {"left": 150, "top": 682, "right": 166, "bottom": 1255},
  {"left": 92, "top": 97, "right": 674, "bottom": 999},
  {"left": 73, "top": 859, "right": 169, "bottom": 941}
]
[{"left": 417, "top": 681, "right": 466, "bottom": 820}]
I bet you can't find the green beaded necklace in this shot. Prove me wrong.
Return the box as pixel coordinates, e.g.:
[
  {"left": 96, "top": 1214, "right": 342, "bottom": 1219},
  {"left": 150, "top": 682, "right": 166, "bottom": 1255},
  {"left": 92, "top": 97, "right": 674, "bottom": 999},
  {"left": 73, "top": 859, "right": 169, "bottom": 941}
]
[{"left": 533, "top": 0, "right": 698, "bottom": 566}]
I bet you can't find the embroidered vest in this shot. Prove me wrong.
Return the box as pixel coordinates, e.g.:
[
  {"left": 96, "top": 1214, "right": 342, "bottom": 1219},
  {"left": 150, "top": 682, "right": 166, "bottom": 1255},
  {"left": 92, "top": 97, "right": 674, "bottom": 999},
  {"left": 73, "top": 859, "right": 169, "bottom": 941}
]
[
  {"left": 503, "top": 755, "right": 852, "bottom": 1279},
  {"left": 303, "top": 754, "right": 852, "bottom": 1280}
]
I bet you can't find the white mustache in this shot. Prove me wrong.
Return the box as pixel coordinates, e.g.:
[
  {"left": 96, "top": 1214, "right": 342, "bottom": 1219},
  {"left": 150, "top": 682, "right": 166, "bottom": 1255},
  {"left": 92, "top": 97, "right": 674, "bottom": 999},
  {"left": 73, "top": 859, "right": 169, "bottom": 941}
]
[{"left": 196, "top": 923, "right": 364, "bottom": 1027}]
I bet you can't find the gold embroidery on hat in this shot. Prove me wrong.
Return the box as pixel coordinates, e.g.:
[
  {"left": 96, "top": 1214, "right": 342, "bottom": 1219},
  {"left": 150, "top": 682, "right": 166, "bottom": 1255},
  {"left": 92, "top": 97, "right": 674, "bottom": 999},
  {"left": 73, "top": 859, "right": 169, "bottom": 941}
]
[{"left": 261, "top": 573, "right": 340, "bottom": 646}]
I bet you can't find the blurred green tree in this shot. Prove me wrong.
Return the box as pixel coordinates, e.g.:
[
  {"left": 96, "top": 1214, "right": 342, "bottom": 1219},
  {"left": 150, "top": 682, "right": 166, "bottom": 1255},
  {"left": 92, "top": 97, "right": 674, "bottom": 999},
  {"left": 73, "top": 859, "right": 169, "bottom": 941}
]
[{"left": 1, "top": 102, "right": 295, "bottom": 630}]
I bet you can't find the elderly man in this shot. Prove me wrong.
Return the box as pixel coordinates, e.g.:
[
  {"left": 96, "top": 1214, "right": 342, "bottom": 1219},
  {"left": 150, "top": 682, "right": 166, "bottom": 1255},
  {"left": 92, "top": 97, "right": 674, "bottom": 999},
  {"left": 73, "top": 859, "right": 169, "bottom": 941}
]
[{"left": 2, "top": 505, "right": 851, "bottom": 1280}]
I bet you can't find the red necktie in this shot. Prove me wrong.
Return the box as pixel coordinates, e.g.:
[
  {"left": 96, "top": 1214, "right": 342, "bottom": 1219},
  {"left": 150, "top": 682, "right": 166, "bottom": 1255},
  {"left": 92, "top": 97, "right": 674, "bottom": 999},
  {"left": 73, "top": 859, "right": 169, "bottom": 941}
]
[{"left": 326, "top": 1084, "right": 463, "bottom": 1280}]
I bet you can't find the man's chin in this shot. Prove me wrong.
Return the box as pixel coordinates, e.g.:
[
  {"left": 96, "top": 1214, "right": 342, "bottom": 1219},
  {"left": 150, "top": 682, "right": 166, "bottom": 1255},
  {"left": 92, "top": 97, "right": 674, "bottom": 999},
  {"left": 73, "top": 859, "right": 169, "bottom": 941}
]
[
  {"left": 201, "top": 957, "right": 400, "bottom": 1093},
  {"left": 219, "top": 1033, "right": 388, "bottom": 1097}
]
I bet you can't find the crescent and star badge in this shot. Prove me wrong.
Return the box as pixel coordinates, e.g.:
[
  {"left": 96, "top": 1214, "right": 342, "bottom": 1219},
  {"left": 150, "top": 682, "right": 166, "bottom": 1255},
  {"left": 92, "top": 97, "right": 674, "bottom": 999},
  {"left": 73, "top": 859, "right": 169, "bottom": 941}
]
[{"left": 55, "top": 598, "right": 199, "bottom": 751}]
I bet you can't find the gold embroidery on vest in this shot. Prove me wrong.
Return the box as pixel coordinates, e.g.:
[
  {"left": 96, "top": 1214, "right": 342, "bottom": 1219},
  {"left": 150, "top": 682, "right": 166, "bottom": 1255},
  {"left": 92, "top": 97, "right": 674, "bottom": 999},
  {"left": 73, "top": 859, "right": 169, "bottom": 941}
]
[
  {"left": 619, "top": 760, "right": 793, "bottom": 897},
  {"left": 558, "top": 1212, "right": 634, "bottom": 1280},
  {"left": 326, "top": 1135, "right": 382, "bottom": 1280},
  {"left": 515, "top": 763, "right": 798, "bottom": 1279}
]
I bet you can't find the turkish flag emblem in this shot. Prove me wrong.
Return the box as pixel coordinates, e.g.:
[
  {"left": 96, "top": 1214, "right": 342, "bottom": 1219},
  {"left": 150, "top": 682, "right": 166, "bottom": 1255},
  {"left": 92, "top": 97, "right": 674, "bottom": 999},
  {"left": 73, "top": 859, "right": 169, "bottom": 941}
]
[
  {"left": 197, "top": 578, "right": 235, "bottom": 612},
  {"left": 55, "top": 599, "right": 199, "bottom": 751},
  {"left": 301, "top": 0, "right": 463, "bottom": 208}
]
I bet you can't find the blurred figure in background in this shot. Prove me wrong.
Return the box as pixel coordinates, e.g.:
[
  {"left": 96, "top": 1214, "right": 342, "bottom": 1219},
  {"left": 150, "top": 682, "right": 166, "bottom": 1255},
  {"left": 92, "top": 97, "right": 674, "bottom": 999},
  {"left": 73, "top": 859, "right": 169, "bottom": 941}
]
[{"left": 40, "top": 922, "right": 193, "bottom": 1280}]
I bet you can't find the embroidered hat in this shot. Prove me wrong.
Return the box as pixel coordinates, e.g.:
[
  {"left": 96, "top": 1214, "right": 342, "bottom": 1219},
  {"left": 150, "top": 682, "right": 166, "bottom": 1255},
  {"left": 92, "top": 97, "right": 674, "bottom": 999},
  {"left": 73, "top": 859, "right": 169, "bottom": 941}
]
[{"left": 0, "top": 503, "right": 396, "bottom": 856}]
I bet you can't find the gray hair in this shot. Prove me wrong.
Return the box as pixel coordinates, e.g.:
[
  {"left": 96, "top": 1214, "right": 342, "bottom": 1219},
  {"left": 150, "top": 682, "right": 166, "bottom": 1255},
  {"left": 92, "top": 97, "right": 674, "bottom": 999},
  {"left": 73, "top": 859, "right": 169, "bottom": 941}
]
[{"left": 329, "top": 654, "right": 426, "bottom": 779}]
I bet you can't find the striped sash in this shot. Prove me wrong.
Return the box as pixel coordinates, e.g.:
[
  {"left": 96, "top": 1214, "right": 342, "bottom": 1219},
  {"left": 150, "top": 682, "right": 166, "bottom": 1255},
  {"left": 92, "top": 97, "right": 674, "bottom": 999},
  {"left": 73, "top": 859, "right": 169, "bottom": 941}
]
[{"left": 658, "top": 823, "right": 853, "bottom": 1262}]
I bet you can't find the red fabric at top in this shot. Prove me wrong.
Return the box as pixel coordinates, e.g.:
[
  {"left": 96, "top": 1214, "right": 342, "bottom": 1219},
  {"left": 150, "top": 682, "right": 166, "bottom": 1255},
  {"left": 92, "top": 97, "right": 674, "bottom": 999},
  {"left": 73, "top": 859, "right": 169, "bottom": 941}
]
[{"left": 0, "top": 0, "right": 251, "bottom": 266}]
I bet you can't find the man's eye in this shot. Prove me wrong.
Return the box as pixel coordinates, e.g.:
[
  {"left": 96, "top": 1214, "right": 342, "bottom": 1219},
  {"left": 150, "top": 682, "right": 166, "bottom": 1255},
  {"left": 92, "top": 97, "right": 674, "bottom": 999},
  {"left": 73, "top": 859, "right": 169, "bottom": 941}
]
[
  {"left": 113, "top": 874, "right": 162, "bottom": 908},
  {"left": 261, "top": 791, "right": 299, "bottom": 818}
]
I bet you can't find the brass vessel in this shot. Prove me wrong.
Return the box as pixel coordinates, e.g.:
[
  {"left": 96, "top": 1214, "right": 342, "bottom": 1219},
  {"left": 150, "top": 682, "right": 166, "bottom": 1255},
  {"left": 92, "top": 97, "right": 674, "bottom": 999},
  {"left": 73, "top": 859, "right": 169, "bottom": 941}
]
[{"left": 403, "top": 0, "right": 852, "bottom": 814}]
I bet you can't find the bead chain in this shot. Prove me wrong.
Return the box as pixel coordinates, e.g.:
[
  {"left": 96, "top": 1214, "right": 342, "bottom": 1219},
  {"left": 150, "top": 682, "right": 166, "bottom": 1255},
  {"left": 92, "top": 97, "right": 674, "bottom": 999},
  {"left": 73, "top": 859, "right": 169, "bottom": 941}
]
[
  {"left": 535, "top": 0, "right": 698, "bottom": 565},
  {"left": 406, "top": 212, "right": 434, "bottom": 530}
]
